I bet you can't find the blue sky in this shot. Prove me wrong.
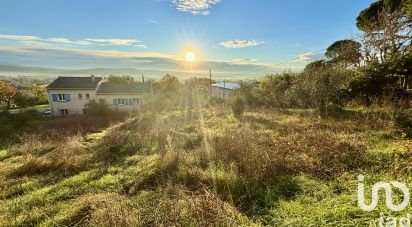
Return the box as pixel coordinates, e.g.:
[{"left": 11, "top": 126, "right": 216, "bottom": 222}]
[{"left": 0, "top": 0, "right": 373, "bottom": 77}]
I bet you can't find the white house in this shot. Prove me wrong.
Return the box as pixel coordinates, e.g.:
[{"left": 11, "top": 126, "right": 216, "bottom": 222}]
[
  {"left": 209, "top": 82, "right": 241, "bottom": 100},
  {"left": 95, "top": 79, "right": 149, "bottom": 112},
  {"left": 46, "top": 76, "right": 150, "bottom": 116}
]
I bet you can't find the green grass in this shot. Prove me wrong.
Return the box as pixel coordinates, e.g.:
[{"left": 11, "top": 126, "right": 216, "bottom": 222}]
[{"left": 0, "top": 95, "right": 411, "bottom": 226}]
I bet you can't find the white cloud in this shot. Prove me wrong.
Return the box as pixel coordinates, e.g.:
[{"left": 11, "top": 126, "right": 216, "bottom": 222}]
[
  {"left": 219, "top": 40, "right": 265, "bottom": 48},
  {"left": 148, "top": 19, "right": 159, "bottom": 24},
  {"left": 292, "top": 51, "right": 325, "bottom": 62},
  {"left": 84, "top": 38, "right": 143, "bottom": 46},
  {"left": 46, "top": 38, "right": 92, "bottom": 45},
  {"left": 0, "top": 34, "right": 147, "bottom": 48},
  {"left": 0, "top": 34, "right": 40, "bottom": 41},
  {"left": 171, "top": 0, "right": 220, "bottom": 15},
  {"left": 229, "top": 58, "right": 259, "bottom": 65}
]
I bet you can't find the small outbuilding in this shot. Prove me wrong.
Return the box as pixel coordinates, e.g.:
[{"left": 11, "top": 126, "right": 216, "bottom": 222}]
[{"left": 209, "top": 82, "right": 240, "bottom": 100}]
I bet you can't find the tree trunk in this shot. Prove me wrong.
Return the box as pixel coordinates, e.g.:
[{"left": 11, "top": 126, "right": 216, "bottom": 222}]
[{"left": 404, "top": 74, "right": 410, "bottom": 89}]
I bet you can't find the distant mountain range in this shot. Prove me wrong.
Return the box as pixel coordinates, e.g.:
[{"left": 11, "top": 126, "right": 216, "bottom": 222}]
[
  {"left": 0, "top": 63, "right": 62, "bottom": 74},
  {"left": 0, "top": 63, "right": 254, "bottom": 80}
]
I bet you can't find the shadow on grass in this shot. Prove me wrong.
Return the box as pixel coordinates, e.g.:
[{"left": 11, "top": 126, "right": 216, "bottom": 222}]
[{"left": 242, "top": 114, "right": 280, "bottom": 129}]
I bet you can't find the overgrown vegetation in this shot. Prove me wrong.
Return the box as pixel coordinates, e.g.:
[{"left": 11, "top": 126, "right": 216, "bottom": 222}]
[
  {"left": 251, "top": 0, "right": 412, "bottom": 113},
  {"left": 0, "top": 82, "right": 410, "bottom": 226}
]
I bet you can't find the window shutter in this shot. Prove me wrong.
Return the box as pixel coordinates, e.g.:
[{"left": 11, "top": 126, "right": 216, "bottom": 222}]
[
  {"left": 52, "top": 94, "right": 58, "bottom": 102},
  {"left": 64, "top": 94, "right": 71, "bottom": 101},
  {"left": 113, "top": 99, "right": 117, "bottom": 106},
  {"left": 129, "top": 99, "right": 133, "bottom": 105}
]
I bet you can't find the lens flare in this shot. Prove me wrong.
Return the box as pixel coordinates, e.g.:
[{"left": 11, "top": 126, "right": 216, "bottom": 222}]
[{"left": 185, "top": 52, "right": 196, "bottom": 62}]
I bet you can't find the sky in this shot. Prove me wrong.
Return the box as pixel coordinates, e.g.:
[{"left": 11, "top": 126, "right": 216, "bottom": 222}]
[{"left": 0, "top": 0, "right": 374, "bottom": 78}]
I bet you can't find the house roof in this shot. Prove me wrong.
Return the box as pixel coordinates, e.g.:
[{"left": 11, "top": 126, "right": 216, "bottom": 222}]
[
  {"left": 96, "top": 81, "right": 150, "bottom": 94},
  {"left": 211, "top": 82, "right": 241, "bottom": 90},
  {"left": 47, "top": 76, "right": 103, "bottom": 90}
]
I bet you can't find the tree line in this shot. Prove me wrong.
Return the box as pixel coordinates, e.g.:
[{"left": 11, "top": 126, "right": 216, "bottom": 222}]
[
  {"left": 0, "top": 81, "right": 48, "bottom": 108},
  {"left": 251, "top": 0, "right": 411, "bottom": 112}
]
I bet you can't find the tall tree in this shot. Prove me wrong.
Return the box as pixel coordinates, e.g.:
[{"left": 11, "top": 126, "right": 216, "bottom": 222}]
[
  {"left": 356, "top": 0, "right": 411, "bottom": 61},
  {"left": 303, "top": 61, "right": 352, "bottom": 110},
  {"left": 30, "top": 84, "right": 48, "bottom": 104},
  {"left": 325, "top": 40, "right": 362, "bottom": 67},
  {"left": 356, "top": 0, "right": 412, "bottom": 89}
]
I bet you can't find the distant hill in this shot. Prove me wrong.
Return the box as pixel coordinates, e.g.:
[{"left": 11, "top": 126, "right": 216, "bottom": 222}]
[
  {"left": 0, "top": 64, "right": 62, "bottom": 74},
  {"left": 0, "top": 63, "right": 256, "bottom": 80}
]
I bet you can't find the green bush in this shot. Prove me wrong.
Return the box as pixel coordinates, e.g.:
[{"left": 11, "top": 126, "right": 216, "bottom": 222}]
[
  {"left": 230, "top": 96, "right": 245, "bottom": 117},
  {"left": 84, "top": 100, "right": 112, "bottom": 116},
  {"left": 394, "top": 109, "right": 412, "bottom": 138}
]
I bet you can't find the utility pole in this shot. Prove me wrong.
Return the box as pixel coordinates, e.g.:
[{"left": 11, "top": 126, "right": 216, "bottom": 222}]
[
  {"left": 209, "top": 68, "right": 212, "bottom": 97},
  {"left": 223, "top": 80, "right": 226, "bottom": 99}
]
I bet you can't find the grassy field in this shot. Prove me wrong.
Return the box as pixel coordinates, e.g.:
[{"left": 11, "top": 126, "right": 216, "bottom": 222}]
[{"left": 0, "top": 93, "right": 411, "bottom": 226}]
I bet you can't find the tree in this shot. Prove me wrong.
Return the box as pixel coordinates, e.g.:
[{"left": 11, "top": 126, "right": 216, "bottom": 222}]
[
  {"left": 30, "top": 85, "right": 48, "bottom": 104},
  {"left": 325, "top": 40, "right": 362, "bottom": 67},
  {"left": 160, "top": 74, "right": 180, "bottom": 94},
  {"left": 355, "top": 0, "right": 412, "bottom": 90},
  {"left": 402, "top": 0, "right": 412, "bottom": 17},
  {"left": 303, "top": 61, "right": 352, "bottom": 110},
  {"left": 239, "top": 81, "right": 260, "bottom": 107},
  {"left": 14, "top": 92, "right": 36, "bottom": 108},
  {"left": 0, "top": 81, "right": 17, "bottom": 108},
  {"left": 356, "top": 0, "right": 411, "bottom": 62},
  {"left": 259, "top": 72, "right": 296, "bottom": 107},
  {"left": 108, "top": 75, "right": 135, "bottom": 83}
]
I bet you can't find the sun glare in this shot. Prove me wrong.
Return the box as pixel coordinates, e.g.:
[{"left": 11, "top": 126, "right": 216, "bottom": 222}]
[{"left": 185, "top": 52, "right": 196, "bottom": 62}]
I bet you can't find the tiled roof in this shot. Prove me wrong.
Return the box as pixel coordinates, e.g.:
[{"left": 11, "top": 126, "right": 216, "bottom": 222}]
[
  {"left": 211, "top": 82, "right": 241, "bottom": 90},
  {"left": 47, "top": 76, "right": 102, "bottom": 90},
  {"left": 96, "top": 81, "right": 150, "bottom": 94}
]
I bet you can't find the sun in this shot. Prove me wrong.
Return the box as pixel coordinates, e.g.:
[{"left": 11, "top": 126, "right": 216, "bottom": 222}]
[{"left": 185, "top": 52, "right": 196, "bottom": 62}]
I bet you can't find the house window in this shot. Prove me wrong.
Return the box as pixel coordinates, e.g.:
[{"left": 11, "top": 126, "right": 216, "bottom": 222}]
[
  {"left": 117, "top": 99, "right": 127, "bottom": 105},
  {"left": 114, "top": 98, "right": 137, "bottom": 106},
  {"left": 52, "top": 94, "right": 70, "bottom": 102},
  {"left": 86, "top": 94, "right": 90, "bottom": 100},
  {"left": 60, "top": 109, "right": 69, "bottom": 116},
  {"left": 58, "top": 94, "right": 66, "bottom": 101},
  {"left": 78, "top": 94, "right": 83, "bottom": 100}
]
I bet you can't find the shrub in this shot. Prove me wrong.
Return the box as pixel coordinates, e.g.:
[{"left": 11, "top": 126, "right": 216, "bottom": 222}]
[
  {"left": 394, "top": 109, "right": 412, "bottom": 138},
  {"left": 14, "top": 93, "right": 36, "bottom": 108},
  {"left": 84, "top": 99, "right": 112, "bottom": 116},
  {"left": 230, "top": 96, "right": 245, "bottom": 117}
]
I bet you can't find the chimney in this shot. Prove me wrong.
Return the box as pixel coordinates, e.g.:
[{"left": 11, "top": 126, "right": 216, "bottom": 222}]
[{"left": 91, "top": 74, "right": 95, "bottom": 82}]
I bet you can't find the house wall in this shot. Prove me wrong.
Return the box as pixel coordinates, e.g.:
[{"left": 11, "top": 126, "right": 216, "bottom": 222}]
[
  {"left": 47, "top": 89, "right": 97, "bottom": 116},
  {"left": 96, "top": 94, "right": 145, "bottom": 111},
  {"left": 210, "top": 87, "right": 235, "bottom": 100}
]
